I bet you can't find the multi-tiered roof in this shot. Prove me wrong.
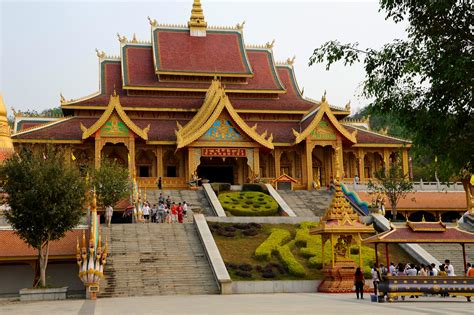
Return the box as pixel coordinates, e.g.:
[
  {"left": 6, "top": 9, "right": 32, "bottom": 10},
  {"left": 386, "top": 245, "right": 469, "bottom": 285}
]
[{"left": 12, "top": 0, "right": 411, "bottom": 148}]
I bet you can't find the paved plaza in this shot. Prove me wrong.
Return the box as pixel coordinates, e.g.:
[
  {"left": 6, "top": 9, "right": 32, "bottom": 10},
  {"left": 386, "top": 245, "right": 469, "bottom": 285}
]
[{"left": 0, "top": 293, "right": 472, "bottom": 315}]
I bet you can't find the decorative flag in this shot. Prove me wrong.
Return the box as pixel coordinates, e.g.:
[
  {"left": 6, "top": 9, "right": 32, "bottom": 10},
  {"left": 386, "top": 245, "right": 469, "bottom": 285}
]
[
  {"left": 470, "top": 175, "right": 474, "bottom": 186},
  {"left": 71, "top": 152, "right": 76, "bottom": 161}
]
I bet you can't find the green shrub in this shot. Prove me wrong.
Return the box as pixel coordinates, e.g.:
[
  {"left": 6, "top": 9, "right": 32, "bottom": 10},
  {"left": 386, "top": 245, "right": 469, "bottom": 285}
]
[
  {"left": 276, "top": 245, "right": 306, "bottom": 277},
  {"left": 350, "top": 247, "right": 360, "bottom": 255},
  {"left": 218, "top": 191, "right": 279, "bottom": 216},
  {"left": 294, "top": 222, "right": 318, "bottom": 247},
  {"left": 255, "top": 228, "right": 291, "bottom": 260}
]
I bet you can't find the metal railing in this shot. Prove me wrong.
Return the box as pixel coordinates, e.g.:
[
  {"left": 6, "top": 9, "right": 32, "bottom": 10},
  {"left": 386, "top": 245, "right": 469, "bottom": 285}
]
[{"left": 342, "top": 179, "right": 464, "bottom": 192}]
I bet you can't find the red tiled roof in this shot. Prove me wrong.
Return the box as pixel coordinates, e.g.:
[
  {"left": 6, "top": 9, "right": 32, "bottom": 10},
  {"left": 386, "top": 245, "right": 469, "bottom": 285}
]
[
  {"left": 152, "top": 28, "right": 252, "bottom": 75},
  {"left": 363, "top": 224, "right": 474, "bottom": 243},
  {"left": 0, "top": 229, "right": 86, "bottom": 259},
  {"left": 344, "top": 125, "right": 410, "bottom": 145},
  {"left": 357, "top": 191, "right": 467, "bottom": 210},
  {"left": 253, "top": 121, "right": 299, "bottom": 143},
  {"left": 123, "top": 45, "right": 284, "bottom": 92}
]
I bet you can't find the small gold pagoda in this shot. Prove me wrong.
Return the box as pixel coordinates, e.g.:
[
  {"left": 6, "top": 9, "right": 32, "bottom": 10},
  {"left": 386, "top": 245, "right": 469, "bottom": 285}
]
[
  {"left": 311, "top": 179, "right": 374, "bottom": 293},
  {"left": 0, "top": 94, "right": 14, "bottom": 163}
]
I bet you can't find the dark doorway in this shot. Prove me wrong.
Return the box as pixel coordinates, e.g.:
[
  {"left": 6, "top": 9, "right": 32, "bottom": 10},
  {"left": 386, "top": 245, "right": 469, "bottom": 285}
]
[{"left": 198, "top": 165, "right": 234, "bottom": 184}]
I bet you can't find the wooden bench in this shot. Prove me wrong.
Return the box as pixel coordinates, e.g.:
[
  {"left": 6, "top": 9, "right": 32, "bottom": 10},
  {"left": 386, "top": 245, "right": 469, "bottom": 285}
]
[{"left": 379, "top": 276, "right": 474, "bottom": 302}]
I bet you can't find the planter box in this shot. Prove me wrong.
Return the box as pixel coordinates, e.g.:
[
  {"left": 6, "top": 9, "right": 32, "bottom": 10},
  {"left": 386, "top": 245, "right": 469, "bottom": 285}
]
[{"left": 20, "top": 287, "right": 68, "bottom": 301}]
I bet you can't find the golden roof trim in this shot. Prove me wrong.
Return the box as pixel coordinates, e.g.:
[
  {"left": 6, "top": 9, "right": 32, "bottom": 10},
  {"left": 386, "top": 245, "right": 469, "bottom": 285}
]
[
  {"left": 295, "top": 98, "right": 357, "bottom": 144},
  {"left": 81, "top": 94, "right": 149, "bottom": 140},
  {"left": 176, "top": 79, "right": 274, "bottom": 149}
]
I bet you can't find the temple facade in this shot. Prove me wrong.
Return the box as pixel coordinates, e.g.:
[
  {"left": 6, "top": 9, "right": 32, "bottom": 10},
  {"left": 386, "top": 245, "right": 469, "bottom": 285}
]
[{"left": 10, "top": 0, "right": 411, "bottom": 190}]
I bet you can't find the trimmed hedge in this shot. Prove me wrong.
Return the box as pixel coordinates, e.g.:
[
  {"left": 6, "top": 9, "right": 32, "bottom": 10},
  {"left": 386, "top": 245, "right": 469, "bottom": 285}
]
[
  {"left": 254, "top": 228, "right": 291, "bottom": 260},
  {"left": 211, "top": 182, "right": 232, "bottom": 193},
  {"left": 277, "top": 245, "right": 306, "bottom": 277},
  {"left": 218, "top": 191, "right": 279, "bottom": 216}
]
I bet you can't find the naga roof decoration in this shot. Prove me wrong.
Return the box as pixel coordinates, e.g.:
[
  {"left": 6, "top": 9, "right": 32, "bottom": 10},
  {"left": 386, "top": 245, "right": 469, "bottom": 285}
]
[
  {"left": 293, "top": 96, "right": 357, "bottom": 145},
  {"left": 81, "top": 92, "right": 150, "bottom": 140},
  {"left": 176, "top": 79, "right": 274, "bottom": 149}
]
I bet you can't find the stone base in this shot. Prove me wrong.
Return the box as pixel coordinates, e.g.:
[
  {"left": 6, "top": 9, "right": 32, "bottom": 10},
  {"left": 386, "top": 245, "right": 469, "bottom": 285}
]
[
  {"left": 20, "top": 287, "right": 68, "bottom": 301},
  {"left": 318, "top": 260, "right": 358, "bottom": 293}
]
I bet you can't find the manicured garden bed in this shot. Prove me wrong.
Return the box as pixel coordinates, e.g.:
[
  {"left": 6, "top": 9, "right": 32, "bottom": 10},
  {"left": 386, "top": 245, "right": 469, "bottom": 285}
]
[
  {"left": 218, "top": 191, "right": 279, "bottom": 216},
  {"left": 211, "top": 222, "right": 412, "bottom": 281}
]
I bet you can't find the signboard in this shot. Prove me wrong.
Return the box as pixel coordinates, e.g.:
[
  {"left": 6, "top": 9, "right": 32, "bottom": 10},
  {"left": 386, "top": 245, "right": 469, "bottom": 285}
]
[{"left": 201, "top": 148, "right": 246, "bottom": 157}]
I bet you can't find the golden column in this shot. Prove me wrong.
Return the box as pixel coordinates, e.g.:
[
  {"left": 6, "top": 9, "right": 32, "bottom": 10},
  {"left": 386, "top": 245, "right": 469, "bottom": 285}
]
[
  {"left": 305, "top": 140, "right": 314, "bottom": 190},
  {"left": 357, "top": 148, "right": 365, "bottom": 180},
  {"left": 274, "top": 148, "right": 282, "bottom": 179},
  {"left": 402, "top": 149, "right": 409, "bottom": 177}
]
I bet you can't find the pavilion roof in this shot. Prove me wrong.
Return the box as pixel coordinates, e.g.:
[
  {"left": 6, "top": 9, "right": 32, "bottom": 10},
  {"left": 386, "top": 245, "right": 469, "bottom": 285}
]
[
  {"left": 343, "top": 125, "right": 411, "bottom": 146},
  {"left": 362, "top": 222, "right": 474, "bottom": 244},
  {"left": 151, "top": 28, "right": 253, "bottom": 77}
]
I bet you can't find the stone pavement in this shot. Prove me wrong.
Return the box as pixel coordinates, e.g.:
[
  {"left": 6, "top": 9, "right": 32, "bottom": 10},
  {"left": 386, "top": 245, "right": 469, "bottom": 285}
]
[
  {"left": 277, "top": 190, "right": 333, "bottom": 217},
  {"left": 1, "top": 293, "right": 472, "bottom": 315}
]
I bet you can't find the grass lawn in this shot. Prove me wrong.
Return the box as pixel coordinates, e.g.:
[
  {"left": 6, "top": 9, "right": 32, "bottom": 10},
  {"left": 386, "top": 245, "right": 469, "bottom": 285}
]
[{"left": 211, "top": 222, "right": 413, "bottom": 281}]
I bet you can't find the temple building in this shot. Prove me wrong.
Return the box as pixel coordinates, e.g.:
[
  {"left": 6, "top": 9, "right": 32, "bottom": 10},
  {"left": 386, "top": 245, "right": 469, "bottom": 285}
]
[{"left": 10, "top": 0, "right": 411, "bottom": 190}]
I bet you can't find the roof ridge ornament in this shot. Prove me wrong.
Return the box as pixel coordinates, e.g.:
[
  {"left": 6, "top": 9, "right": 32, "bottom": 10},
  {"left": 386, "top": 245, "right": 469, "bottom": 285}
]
[
  {"left": 188, "top": 0, "right": 207, "bottom": 37},
  {"left": 147, "top": 16, "right": 158, "bottom": 27},
  {"left": 265, "top": 39, "right": 275, "bottom": 49},
  {"left": 117, "top": 33, "right": 127, "bottom": 43},
  {"left": 236, "top": 20, "right": 246, "bottom": 30},
  {"left": 286, "top": 55, "right": 296, "bottom": 66}
]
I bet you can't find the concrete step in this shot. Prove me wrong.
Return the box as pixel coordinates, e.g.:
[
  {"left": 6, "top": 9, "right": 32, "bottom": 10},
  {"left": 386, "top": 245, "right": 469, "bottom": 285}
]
[
  {"left": 277, "top": 190, "right": 333, "bottom": 217},
  {"left": 99, "top": 223, "right": 220, "bottom": 298}
]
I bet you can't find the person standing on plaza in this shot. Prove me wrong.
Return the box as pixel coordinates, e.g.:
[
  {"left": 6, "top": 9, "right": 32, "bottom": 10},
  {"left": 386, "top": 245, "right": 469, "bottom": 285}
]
[
  {"left": 354, "top": 267, "right": 365, "bottom": 300},
  {"left": 105, "top": 205, "right": 113, "bottom": 227},
  {"left": 445, "top": 259, "right": 455, "bottom": 276},
  {"left": 177, "top": 202, "right": 184, "bottom": 223},
  {"left": 371, "top": 264, "right": 380, "bottom": 296},
  {"left": 182, "top": 201, "right": 188, "bottom": 219},
  {"left": 157, "top": 177, "right": 162, "bottom": 190},
  {"left": 389, "top": 262, "right": 396, "bottom": 276},
  {"left": 354, "top": 174, "right": 359, "bottom": 191}
]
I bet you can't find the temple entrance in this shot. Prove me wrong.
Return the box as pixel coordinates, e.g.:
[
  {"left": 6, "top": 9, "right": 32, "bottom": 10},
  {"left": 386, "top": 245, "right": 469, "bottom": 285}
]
[
  {"left": 197, "top": 157, "right": 244, "bottom": 184},
  {"left": 101, "top": 143, "right": 128, "bottom": 167}
]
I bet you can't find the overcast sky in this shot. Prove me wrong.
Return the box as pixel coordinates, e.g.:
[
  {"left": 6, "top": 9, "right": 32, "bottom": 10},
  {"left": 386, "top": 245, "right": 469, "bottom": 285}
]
[{"left": 0, "top": 0, "right": 407, "bottom": 114}]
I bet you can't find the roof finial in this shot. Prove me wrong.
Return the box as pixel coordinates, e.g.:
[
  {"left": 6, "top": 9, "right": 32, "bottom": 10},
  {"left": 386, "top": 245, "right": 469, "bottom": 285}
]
[
  {"left": 322, "top": 90, "right": 327, "bottom": 102},
  {"left": 286, "top": 55, "right": 296, "bottom": 65},
  {"left": 236, "top": 21, "right": 246, "bottom": 30},
  {"left": 345, "top": 100, "right": 351, "bottom": 111},
  {"left": 60, "top": 93, "right": 66, "bottom": 104},
  {"left": 132, "top": 33, "right": 138, "bottom": 43},
  {"left": 95, "top": 48, "right": 106, "bottom": 59},
  {"left": 265, "top": 39, "right": 275, "bottom": 49},
  {"left": 117, "top": 33, "right": 127, "bottom": 43},
  {"left": 301, "top": 87, "right": 304, "bottom": 96},
  {"left": 113, "top": 84, "right": 117, "bottom": 97},
  {"left": 188, "top": 0, "right": 207, "bottom": 36},
  {"left": 147, "top": 16, "right": 157, "bottom": 27}
]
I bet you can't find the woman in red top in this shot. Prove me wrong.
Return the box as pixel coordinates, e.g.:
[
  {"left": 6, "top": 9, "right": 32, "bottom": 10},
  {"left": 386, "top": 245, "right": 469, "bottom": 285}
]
[
  {"left": 177, "top": 202, "right": 184, "bottom": 223},
  {"left": 171, "top": 203, "right": 178, "bottom": 223},
  {"left": 354, "top": 267, "right": 365, "bottom": 299}
]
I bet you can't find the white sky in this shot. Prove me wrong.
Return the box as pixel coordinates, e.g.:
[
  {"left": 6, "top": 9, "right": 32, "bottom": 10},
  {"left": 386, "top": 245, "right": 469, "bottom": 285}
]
[{"left": 0, "top": 0, "right": 407, "bottom": 113}]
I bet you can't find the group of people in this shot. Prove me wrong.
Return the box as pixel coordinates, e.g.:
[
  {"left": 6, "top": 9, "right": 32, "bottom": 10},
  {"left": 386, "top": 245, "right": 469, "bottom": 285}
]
[
  {"left": 140, "top": 193, "right": 189, "bottom": 224},
  {"left": 354, "top": 259, "right": 474, "bottom": 300}
]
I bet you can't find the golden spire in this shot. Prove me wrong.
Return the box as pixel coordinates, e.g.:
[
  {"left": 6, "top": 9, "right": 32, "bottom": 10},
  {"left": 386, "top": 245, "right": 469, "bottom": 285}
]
[
  {"left": 188, "top": 0, "right": 207, "bottom": 36},
  {"left": 0, "top": 94, "right": 14, "bottom": 163}
]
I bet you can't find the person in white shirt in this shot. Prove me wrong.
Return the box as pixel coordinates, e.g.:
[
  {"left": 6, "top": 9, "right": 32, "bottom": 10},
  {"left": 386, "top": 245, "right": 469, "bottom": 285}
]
[
  {"left": 445, "top": 259, "right": 455, "bottom": 276},
  {"left": 143, "top": 203, "right": 151, "bottom": 222},
  {"left": 431, "top": 263, "right": 439, "bottom": 276},
  {"left": 406, "top": 264, "right": 418, "bottom": 276},
  {"left": 389, "top": 262, "right": 397, "bottom": 276},
  {"left": 105, "top": 205, "right": 113, "bottom": 227},
  {"left": 371, "top": 265, "right": 380, "bottom": 295}
]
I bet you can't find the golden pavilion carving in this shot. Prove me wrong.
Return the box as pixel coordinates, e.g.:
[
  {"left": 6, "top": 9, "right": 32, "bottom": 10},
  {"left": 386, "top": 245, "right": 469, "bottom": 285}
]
[{"left": 9, "top": 0, "right": 411, "bottom": 190}]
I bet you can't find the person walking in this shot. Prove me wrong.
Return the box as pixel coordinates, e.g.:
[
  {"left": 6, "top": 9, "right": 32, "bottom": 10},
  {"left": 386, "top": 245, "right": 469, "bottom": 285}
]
[
  {"left": 105, "top": 205, "right": 113, "bottom": 227},
  {"left": 354, "top": 267, "right": 365, "bottom": 300},
  {"left": 151, "top": 204, "right": 157, "bottom": 223},
  {"left": 182, "top": 201, "right": 188, "bottom": 219},
  {"left": 143, "top": 203, "right": 151, "bottom": 223},
  {"left": 166, "top": 196, "right": 172, "bottom": 210}
]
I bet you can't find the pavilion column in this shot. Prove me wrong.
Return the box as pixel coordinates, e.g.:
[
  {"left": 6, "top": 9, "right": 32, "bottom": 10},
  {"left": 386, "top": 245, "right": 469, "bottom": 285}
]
[
  {"left": 330, "top": 234, "right": 335, "bottom": 268},
  {"left": 321, "top": 238, "right": 325, "bottom": 267},
  {"left": 357, "top": 148, "right": 365, "bottom": 180},
  {"left": 301, "top": 147, "right": 308, "bottom": 186},
  {"left": 94, "top": 137, "right": 102, "bottom": 169},
  {"left": 358, "top": 242, "right": 363, "bottom": 267},
  {"left": 462, "top": 243, "right": 467, "bottom": 272},
  {"left": 128, "top": 137, "right": 136, "bottom": 176},
  {"left": 335, "top": 138, "right": 343, "bottom": 179},
  {"left": 156, "top": 146, "right": 163, "bottom": 178},
  {"left": 374, "top": 243, "right": 379, "bottom": 266},
  {"left": 274, "top": 148, "right": 282, "bottom": 179},
  {"left": 306, "top": 140, "right": 313, "bottom": 190},
  {"left": 253, "top": 147, "right": 260, "bottom": 177},
  {"left": 402, "top": 149, "right": 409, "bottom": 177},
  {"left": 385, "top": 243, "right": 390, "bottom": 266},
  {"left": 383, "top": 148, "right": 390, "bottom": 170}
]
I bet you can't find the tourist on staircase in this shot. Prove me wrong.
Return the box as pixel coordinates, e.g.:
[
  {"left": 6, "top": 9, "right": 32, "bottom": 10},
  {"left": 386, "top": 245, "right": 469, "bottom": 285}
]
[
  {"left": 143, "top": 202, "right": 151, "bottom": 223},
  {"left": 105, "top": 205, "right": 113, "bottom": 227},
  {"left": 151, "top": 204, "right": 157, "bottom": 223},
  {"left": 178, "top": 203, "right": 184, "bottom": 223},
  {"left": 171, "top": 202, "right": 178, "bottom": 223}
]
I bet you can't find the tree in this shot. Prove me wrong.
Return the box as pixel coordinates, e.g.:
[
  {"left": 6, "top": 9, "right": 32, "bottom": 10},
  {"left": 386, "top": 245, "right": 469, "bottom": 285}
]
[
  {"left": 367, "top": 159, "right": 414, "bottom": 220},
  {"left": 309, "top": 1, "right": 473, "bottom": 186},
  {"left": 0, "top": 147, "right": 86, "bottom": 287},
  {"left": 90, "top": 159, "right": 130, "bottom": 211}
]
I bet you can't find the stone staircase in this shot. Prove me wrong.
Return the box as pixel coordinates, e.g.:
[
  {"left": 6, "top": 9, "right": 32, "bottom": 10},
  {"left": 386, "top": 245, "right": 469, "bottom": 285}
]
[
  {"left": 277, "top": 190, "right": 333, "bottom": 217},
  {"left": 99, "top": 223, "right": 219, "bottom": 298},
  {"left": 419, "top": 243, "right": 473, "bottom": 274},
  {"left": 144, "top": 189, "right": 215, "bottom": 217}
]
